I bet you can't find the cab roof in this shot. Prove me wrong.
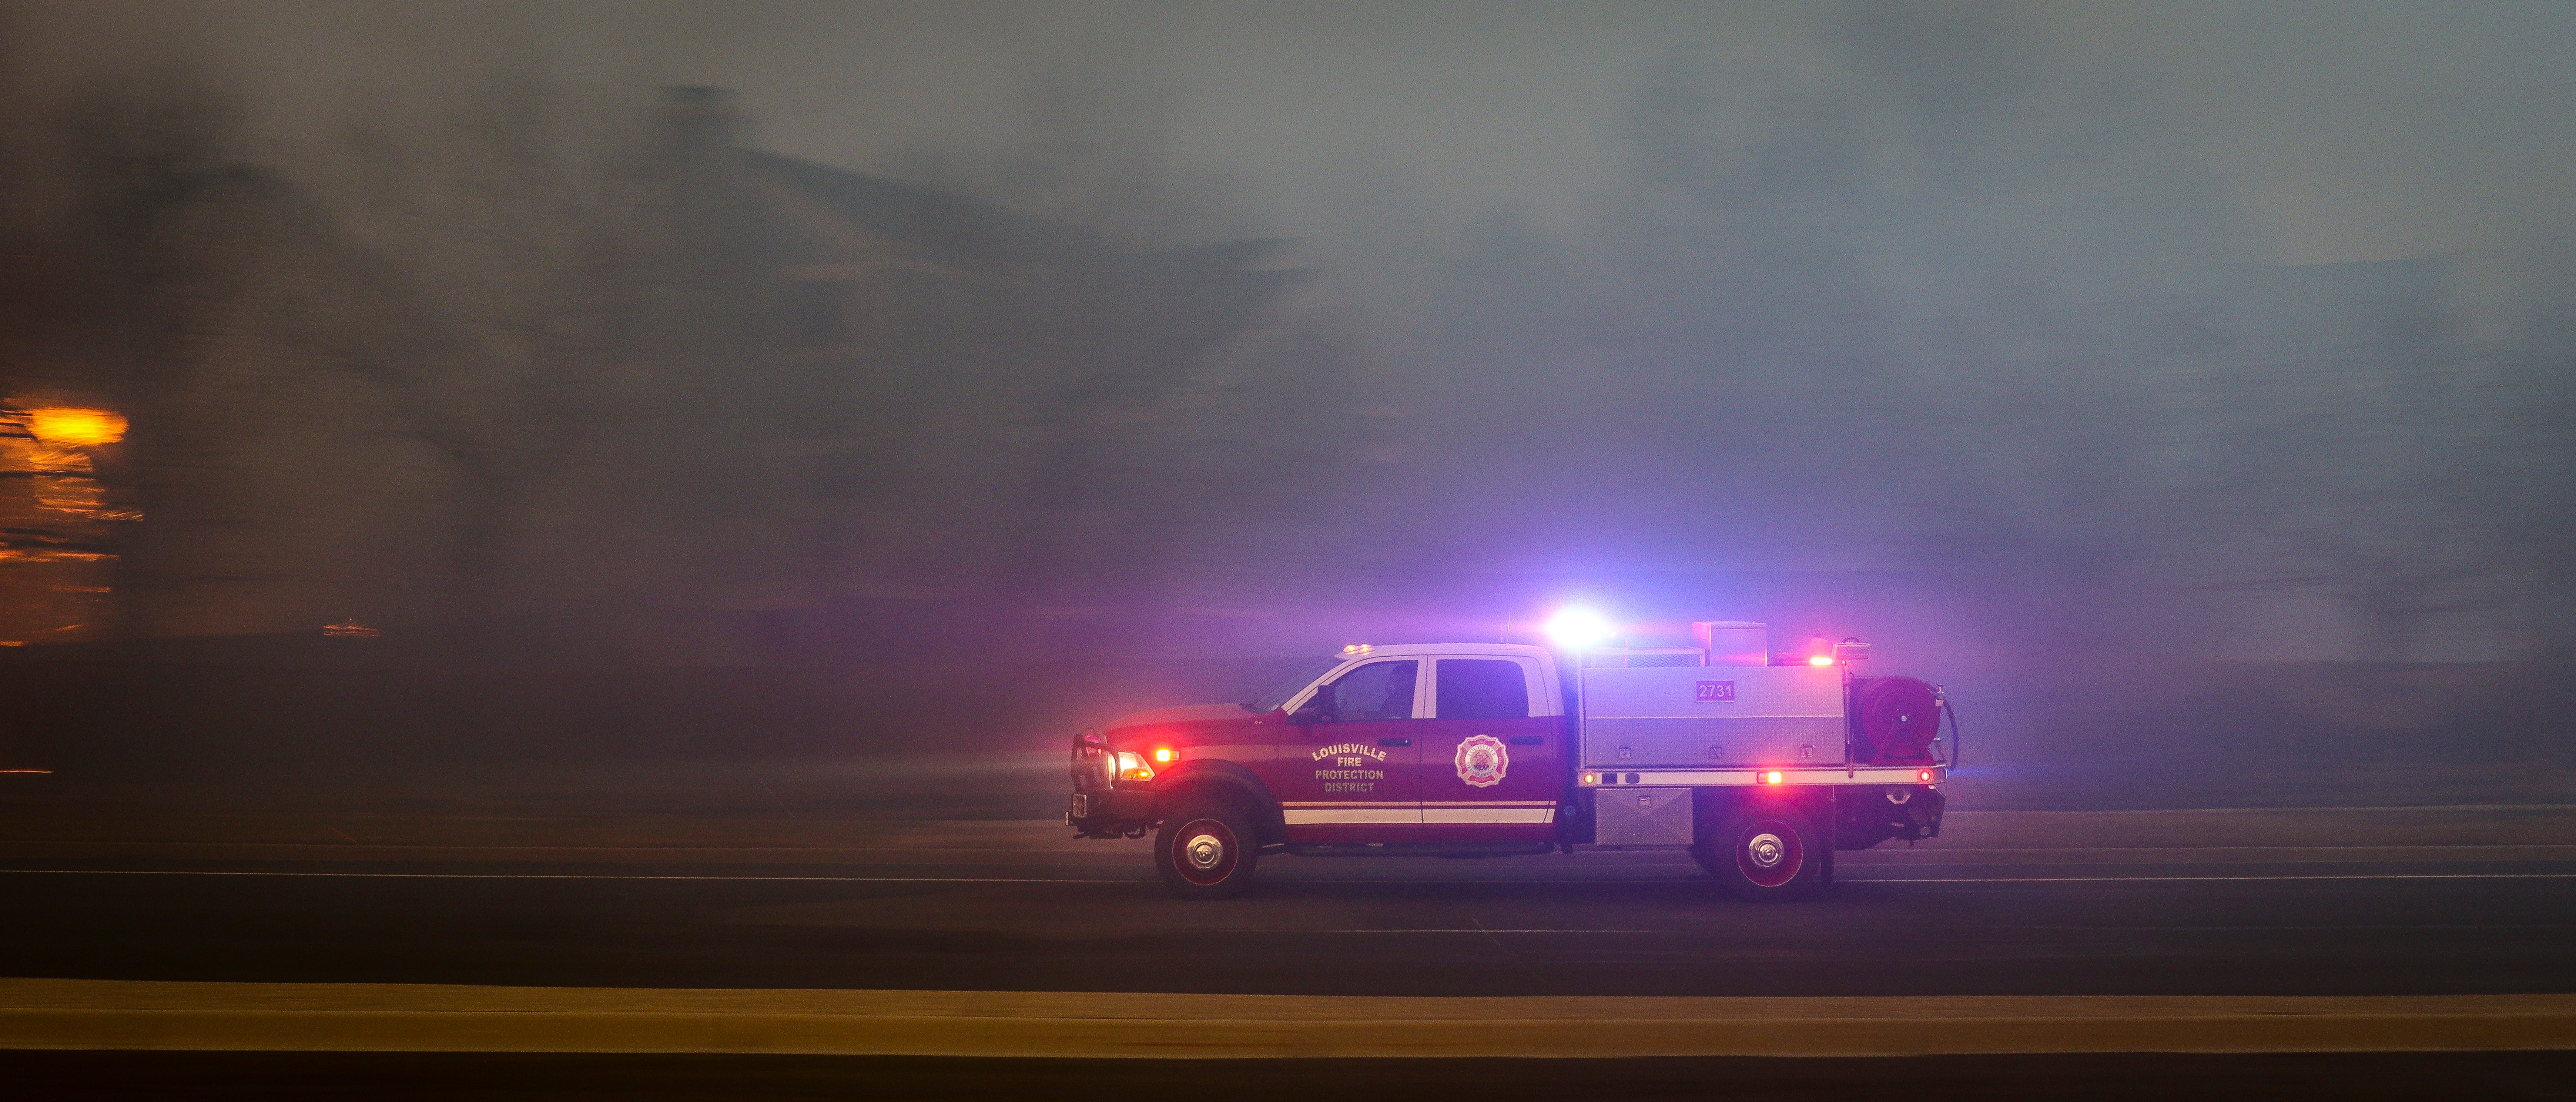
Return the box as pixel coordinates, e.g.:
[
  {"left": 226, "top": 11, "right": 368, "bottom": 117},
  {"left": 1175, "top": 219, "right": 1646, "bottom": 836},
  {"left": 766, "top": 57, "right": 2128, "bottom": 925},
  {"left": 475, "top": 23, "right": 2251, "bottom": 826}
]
[{"left": 1332, "top": 643, "right": 1554, "bottom": 659}]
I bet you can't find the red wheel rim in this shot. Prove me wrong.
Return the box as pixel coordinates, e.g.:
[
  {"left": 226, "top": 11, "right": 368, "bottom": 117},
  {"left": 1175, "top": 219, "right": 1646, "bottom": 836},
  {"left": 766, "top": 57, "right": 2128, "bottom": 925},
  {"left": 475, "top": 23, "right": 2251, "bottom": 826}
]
[
  {"left": 1734, "top": 818, "right": 1803, "bottom": 888},
  {"left": 1169, "top": 818, "right": 1239, "bottom": 887}
]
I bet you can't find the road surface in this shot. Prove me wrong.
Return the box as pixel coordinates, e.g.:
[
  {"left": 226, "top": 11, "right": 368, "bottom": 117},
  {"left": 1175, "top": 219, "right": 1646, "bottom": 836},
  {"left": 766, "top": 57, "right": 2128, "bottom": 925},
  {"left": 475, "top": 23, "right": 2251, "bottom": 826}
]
[
  {"left": 6, "top": 815, "right": 2575, "bottom": 997},
  {"left": 4, "top": 808, "right": 2573, "bottom": 1098}
]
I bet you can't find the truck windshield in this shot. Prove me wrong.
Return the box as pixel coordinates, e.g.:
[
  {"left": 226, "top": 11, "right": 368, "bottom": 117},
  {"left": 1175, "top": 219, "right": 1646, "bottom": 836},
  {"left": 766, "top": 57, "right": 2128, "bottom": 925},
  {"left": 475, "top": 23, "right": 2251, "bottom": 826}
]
[{"left": 1243, "top": 656, "right": 1346, "bottom": 713}]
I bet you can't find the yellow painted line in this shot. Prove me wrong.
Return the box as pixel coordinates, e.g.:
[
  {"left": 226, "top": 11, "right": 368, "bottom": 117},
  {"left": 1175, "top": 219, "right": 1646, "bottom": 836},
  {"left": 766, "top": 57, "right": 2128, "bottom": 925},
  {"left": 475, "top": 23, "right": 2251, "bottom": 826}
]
[
  {"left": 1, "top": 980, "right": 2572, "bottom": 1058},
  {"left": 0, "top": 868, "right": 1088, "bottom": 883},
  {"left": 5, "top": 867, "right": 2576, "bottom": 885}
]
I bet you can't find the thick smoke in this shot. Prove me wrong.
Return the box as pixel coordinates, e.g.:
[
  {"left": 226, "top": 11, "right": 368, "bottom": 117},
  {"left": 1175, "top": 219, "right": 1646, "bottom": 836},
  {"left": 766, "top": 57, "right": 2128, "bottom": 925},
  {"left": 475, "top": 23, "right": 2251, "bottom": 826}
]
[{"left": 0, "top": 0, "right": 2570, "bottom": 669}]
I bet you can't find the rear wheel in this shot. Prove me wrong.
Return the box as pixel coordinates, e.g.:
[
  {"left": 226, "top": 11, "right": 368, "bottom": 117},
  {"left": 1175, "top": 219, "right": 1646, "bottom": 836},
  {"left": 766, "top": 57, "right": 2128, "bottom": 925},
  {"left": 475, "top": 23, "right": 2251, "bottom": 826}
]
[
  {"left": 1701, "top": 804, "right": 1825, "bottom": 902},
  {"left": 1153, "top": 795, "right": 1259, "bottom": 900}
]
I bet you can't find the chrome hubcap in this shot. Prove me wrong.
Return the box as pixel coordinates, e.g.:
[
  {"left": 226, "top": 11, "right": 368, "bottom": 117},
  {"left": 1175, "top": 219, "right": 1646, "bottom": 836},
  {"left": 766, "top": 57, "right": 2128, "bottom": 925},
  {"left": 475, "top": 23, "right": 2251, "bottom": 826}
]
[
  {"left": 1185, "top": 834, "right": 1226, "bottom": 871},
  {"left": 1746, "top": 832, "right": 1785, "bottom": 868}
]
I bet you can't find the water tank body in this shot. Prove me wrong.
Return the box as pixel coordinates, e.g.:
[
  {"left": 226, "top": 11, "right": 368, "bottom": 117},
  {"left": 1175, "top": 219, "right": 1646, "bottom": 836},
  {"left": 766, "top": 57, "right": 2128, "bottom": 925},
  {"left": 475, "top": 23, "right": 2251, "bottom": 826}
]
[
  {"left": 1691, "top": 621, "right": 1769, "bottom": 667},
  {"left": 1583, "top": 647, "right": 1706, "bottom": 668},
  {"left": 1578, "top": 665, "right": 1846, "bottom": 768}
]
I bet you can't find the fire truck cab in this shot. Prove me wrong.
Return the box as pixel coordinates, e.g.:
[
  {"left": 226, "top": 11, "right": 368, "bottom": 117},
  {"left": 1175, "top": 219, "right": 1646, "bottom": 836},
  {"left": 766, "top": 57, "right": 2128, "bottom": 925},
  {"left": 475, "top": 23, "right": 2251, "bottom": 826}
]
[{"left": 1068, "top": 621, "right": 1950, "bottom": 902}]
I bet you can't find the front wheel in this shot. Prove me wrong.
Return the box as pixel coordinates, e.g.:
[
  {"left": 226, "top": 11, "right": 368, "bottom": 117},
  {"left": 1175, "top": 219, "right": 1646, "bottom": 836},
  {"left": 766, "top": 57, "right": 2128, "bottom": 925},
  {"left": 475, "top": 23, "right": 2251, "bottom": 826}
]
[
  {"left": 1153, "top": 796, "right": 1259, "bottom": 900},
  {"left": 1699, "top": 804, "right": 1825, "bottom": 902}
]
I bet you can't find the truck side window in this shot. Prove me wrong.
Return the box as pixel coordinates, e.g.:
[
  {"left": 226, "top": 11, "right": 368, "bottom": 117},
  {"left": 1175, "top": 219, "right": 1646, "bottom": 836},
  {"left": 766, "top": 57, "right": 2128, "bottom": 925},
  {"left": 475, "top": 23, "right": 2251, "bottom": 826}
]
[
  {"left": 1326, "top": 660, "right": 1417, "bottom": 722},
  {"left": 1436, "top": 659, "right": 1528, "bottom": 720}
]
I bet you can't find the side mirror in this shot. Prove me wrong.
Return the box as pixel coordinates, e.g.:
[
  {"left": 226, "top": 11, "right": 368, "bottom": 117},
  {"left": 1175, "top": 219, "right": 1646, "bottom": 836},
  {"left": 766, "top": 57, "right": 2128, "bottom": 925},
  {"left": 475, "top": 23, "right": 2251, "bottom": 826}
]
[{"left": 1289, "top": 694, "right": 1331, "bottom": 725}]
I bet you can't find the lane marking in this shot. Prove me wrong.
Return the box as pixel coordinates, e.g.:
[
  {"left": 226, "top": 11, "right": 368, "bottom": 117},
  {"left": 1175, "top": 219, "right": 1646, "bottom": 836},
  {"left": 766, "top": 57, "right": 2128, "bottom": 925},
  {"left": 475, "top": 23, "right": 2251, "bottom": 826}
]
[
  {"left": 8, "top": 841, "right": 2572, "bottom": 853},
  {"left": 0, "top": 842, "right": 1136, "bottom": 853},
  {"left": 1843, "top": 874, "right": 2576, "bottom": 884},
  {"left": 0, "top": 869, "right": 1088, "bottom": 884},
  {"left": 1988, "top": 803, "right": 2576, "bottom": 813},
  {"left": 3, "top": 979, "right": 2572, "bottom": 1057},
  {"left": 1848, "top": 845, "right": 2576, "bottom": 853},
  {"left": 4, "top": 867, "right": 2576, "bottom": 886}
]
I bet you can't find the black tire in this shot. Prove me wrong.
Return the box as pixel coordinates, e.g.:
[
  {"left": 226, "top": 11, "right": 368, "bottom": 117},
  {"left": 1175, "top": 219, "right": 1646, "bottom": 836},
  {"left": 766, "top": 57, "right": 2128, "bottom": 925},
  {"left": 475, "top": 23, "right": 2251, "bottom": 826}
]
[
  {"left": 1699, "top": 803, "right": 1826, "bottom": 902},
  {"left": 1153, "top": 794, "right": 1259, "bottom": 900}
]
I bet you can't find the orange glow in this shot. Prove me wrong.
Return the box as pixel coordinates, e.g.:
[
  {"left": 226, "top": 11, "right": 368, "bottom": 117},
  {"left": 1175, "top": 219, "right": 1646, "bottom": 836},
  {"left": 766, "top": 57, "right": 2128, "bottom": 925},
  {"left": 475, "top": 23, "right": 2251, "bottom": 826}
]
[
  {"left": 1761, "top": 770, "right": 1784, "bottom": 784},
  {"left": 0, "top": 769, "right": 53, "bottom": 774},
  {"left": 1152, "top": 747, "right": 1176, "bottom": 763},
  {"left": 323, "top": 622, "right": 381, "bottom": 639},
  {"left": 0, "top": 550, "right": 111, "bottom": 565},
  {"left": 26, "top": 408, "right": 126, "bottom": 446},
  {"left": 1806, "top": 654, "right": 1834, "bottom": 667}
]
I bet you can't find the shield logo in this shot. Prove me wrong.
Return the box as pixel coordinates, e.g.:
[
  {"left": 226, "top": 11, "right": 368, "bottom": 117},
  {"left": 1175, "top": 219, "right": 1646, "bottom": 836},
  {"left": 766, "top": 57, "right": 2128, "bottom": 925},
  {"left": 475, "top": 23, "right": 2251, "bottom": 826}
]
[{"left": 1454, "top": 734, "right": 1510, "bottom": 788}]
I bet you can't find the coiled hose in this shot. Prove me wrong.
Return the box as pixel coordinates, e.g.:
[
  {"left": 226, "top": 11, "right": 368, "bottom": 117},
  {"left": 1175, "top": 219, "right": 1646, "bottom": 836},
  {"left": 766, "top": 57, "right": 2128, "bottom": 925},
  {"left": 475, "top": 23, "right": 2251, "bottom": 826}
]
[{"left": 1939, "top": 693, "right": 1963, "bottom": 769}]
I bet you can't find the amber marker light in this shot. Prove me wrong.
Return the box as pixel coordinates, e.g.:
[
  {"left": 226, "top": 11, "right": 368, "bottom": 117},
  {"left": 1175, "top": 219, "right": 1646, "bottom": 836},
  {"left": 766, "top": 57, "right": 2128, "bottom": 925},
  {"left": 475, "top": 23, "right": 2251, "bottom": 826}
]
[
  {"left": 1807, "top": 654, "right": 1834, "bottom": 667},
  {"left": 1761, "top": 770, "right": 1784, "bottom": 784},
  {"left": 1152, "top": 747, "right": 1176, "bottom": 763},
  {"left": 1113, "top": 751, "right": 1155, "bottom": 783},
  {"left": 1918, "top": 769, "right": 1935, "bottom": 783}
]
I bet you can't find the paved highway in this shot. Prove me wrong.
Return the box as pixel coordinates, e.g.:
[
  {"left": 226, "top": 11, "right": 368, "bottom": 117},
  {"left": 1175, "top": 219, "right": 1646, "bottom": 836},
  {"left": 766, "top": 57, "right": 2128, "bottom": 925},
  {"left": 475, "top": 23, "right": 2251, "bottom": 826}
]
[
  {"left": 3, "top": 1049, "right": 2565, "bottom": 1101},
  {"left": 6, "top": 809, "right": 2575, "bottom": 1099},
  {"left": 4, "top": 817, "right": 2574, "bottom": 998}
]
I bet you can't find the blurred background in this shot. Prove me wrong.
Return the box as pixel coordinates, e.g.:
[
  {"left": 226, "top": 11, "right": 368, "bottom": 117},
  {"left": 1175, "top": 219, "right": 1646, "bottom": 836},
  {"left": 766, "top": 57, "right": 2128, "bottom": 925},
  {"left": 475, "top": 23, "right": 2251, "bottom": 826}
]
[{"left": 1, "top": 0, "right": 2569, "bottom": 811}]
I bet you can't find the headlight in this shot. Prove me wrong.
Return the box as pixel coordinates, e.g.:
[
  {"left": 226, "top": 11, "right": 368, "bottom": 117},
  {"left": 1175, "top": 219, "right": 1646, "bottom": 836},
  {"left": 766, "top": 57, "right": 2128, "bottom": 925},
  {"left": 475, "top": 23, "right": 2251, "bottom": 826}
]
[{"left": 1113, "top": 751, "right": 1155, "bottom": 784}]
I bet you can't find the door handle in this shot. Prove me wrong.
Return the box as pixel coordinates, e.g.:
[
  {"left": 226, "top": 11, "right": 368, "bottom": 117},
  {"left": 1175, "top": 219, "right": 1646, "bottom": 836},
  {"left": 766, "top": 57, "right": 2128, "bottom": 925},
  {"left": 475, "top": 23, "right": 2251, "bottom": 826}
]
[{"left": 1377, "top": 738, "right": 1411, "bottom": 747}]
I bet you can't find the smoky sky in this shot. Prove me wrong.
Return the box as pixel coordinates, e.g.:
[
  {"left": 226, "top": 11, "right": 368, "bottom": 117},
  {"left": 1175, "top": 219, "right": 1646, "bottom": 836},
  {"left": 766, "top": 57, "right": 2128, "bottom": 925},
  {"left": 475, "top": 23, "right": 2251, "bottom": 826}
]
[
  {"left": 13, "top": 1, "right": 2576, "bottom": 312},
  {"left": 6, "top": 0, "right": 2576, "bottom": 666}
]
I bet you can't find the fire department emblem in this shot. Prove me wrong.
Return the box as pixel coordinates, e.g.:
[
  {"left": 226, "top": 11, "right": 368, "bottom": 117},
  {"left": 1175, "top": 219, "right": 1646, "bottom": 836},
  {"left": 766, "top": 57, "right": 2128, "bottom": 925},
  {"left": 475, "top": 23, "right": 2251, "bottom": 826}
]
[{"left": 1454, "top": 734, "right": 1509, "bottom": 788}]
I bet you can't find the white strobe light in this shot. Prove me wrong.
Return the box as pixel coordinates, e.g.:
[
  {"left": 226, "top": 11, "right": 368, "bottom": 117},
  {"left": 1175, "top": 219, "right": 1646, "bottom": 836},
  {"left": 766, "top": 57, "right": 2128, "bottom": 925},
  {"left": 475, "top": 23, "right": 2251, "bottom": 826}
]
[{"left": 1544, "top": 606, "right": 1615, "bottom": 650}]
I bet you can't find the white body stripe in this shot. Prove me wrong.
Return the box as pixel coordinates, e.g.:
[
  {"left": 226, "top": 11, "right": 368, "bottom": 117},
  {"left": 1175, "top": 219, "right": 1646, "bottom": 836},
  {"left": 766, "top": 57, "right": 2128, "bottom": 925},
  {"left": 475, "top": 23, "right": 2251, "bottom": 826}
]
[
  {"left": 1283, "top": 808, "right": 1423, "bottom": 825},
  {"left": 1283, "top": 806, "right": 1557, "bottom": 825},
  {"left": 1421, "top": 807, "right": 1556, "bottom": 824}
]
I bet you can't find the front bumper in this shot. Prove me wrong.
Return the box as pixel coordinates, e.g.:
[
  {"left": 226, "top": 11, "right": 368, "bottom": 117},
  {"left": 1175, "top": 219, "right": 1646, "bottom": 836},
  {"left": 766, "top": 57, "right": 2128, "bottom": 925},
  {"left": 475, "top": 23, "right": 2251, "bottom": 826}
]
[
  {"left": 1067, "top": 787, "right": 1155, "bottom": 836},
  {"left": 1069, "top": 730, "right": 1154, "bottom": 836}
]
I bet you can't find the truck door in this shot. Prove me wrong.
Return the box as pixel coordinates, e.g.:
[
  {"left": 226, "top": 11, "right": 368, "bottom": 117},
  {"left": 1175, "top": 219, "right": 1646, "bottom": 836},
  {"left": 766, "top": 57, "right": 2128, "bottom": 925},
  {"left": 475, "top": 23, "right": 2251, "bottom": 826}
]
[
  {"left": 1272, "top": 657, "right": 1424, "bottom": 841},
  {"left": 1417, "top": 656, "right": 1559, "bottom": 842}
]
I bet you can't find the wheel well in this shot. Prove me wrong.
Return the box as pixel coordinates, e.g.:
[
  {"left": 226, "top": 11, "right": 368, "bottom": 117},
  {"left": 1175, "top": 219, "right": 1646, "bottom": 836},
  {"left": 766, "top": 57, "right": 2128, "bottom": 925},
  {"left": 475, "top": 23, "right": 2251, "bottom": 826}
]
[
  {"left": 1693, "top": 786, "right": 1832, "bottom": 847},
  {"left": 1149, "top": 771, "right": 1285, "bottom": 846}
]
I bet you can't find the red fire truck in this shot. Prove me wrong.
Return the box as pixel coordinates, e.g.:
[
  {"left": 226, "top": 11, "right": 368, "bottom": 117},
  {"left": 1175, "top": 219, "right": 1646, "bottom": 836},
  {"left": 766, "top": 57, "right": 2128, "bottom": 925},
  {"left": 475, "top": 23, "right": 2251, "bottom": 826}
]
[{"left": 1068, "top": 617, "right": 1952, "bottom": 901}]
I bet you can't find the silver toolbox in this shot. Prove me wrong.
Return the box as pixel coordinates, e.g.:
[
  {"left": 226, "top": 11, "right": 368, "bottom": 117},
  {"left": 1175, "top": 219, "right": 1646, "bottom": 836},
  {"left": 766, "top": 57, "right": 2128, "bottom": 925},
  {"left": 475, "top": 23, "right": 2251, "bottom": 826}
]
[
  {"left": 1593, "top": 786, "right": 1694, "bottom": 847},
  {"left": 1579, "top": 665, "right": 1846, "bottom": 769}
]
